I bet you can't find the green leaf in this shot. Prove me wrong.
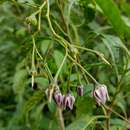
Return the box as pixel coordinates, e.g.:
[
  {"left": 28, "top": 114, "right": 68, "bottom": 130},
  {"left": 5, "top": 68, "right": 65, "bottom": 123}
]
[
  {"left": 110, "top": 118, "right": 130, "bottom": 129},
  {"left": 103, "top": 34, "right": 130, "bottom": 55},
  {"left": 102, "top": 36, "right": 119, "bottom": 76},
  {"left": 13, "top": 69, "right": 28, "bottom": 94},
  {"left": 40, "top": 40, "right": 52, "bottom": 55},
  {"left": 53, "top": 50, "right": 66, "bottom": 74},
  {"left": 76, "top": 96, "right": 94, "bottom": 118},
  {"left": 22, "top": 90, "right": 44, "bottom": 114},
  {"left": 95, "top": 0, "right": 130, "bottom": 38},
  {"left": 65, "top": 115, "right": 107, "bottom": 130},
  {"left": 34, "top": 77, "right": 49, "bottom": 89},
  {"left": 121, "top": 2, "right": 130, "bottom": 17}
]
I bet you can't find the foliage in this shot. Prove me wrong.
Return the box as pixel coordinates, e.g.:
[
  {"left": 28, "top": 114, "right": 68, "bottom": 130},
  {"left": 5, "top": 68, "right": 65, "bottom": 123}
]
[{"left": 0, "top": 0, "right": 130, "bottom": 130}]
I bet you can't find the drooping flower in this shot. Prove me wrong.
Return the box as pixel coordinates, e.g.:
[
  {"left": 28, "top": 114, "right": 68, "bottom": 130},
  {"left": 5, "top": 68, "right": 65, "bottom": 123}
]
[
  {"left": 77, "top": 85, "right": 84, "bottom": 96},
  {"left": 63, "top": 93, "right": 75, "bottom": 110},
  {"left": 93, "top": 84, "right": 110, "bottom": 106},
  {"left": 54, "top": 91, "right": 64, "bottom": 107}
]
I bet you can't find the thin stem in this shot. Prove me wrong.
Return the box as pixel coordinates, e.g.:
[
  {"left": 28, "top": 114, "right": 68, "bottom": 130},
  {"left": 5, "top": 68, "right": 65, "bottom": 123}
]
[
  {"left": 102, "top": 106, "right": 110, "bottom": 130},
  {"left": 67, "top": 63, "right": 74, "bottom": 91},
  {"left": 32, "top": 1, "right": 46, "bottom": 16},
  {"left": 104, "top": 105, "right": 130, "bottom": 124},
  {"left": 56, "top": 0, "right": 72, "bottom": 43},
  {"left": 44, "top": 63, "right": 54, "bottom": 82},
  {"left": 74, "top": 61, "right": 82, "bottom": 85},
  {"left": 46, "top": 0, "right": 70, "bottom": 48},
  {"left": 53, "top": 20, "right": 68, "bottom": 36},
  {"left": 32, "top": 36, "right": 36, "bottom": 71},
  {"left": 54, "top": 49, "right": 68, "bottom": 82},
  {"left": 31, "top": 35, "right": 36, "bottom": 88},
  {"left": 57, "top": 107, "right": 65, "bottom": 130},
  {"left": 68, "top": 54, "right": 99, "bottom": 85},
  {"left": 72, "top": 45, "right": 111, "bottom": 66},
  {"left": 38, "top": 11, "right": 41, "bottom": 31}
]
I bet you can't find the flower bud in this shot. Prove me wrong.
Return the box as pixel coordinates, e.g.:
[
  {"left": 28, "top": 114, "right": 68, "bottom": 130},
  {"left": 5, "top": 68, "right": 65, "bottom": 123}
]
[
  {"left": 77, "top": 85, "right": 84, "bottom": 96},
  {"left": 45, "top": 87, "right": 54, "bottom": 103},
  {"left": 54, "top": 91, "right": 64, "bottom": 107},
  {"left": 26, "top": 15, "right": 37, "bottom": 26},
  {"left": 93, "top": 84, "right": 110, "bottom": 106},
  {"left": 70, "top": 46, "right": 79, "bottom": 59},
  {"left": 63, "top": 93, "right": 75, "bottom": 110}
]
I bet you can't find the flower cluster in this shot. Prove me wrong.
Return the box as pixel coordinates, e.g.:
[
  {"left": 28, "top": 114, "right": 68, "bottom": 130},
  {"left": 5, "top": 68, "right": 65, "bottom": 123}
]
[
  {"left": 46, "top": 83, "right": 110, "bottom": 110},
  {"left": 53, "top": 85, "right": 84, "bottom": 110},
  {"left": 54, "top": 91, "right": 75, "bottom": 110}
]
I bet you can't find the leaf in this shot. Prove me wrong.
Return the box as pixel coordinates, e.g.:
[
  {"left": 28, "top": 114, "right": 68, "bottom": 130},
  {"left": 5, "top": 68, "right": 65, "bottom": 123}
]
[
  {"left": 110, "top": 118, "right": 130, "bottom": 129},
  {"left": 101, "top": 35, "right": 120, "bottom": 76},
  {"left": 22, "top": 90, "right": 44, "bottom": 114},
  {"left": 102, "top": 34, "right": 129, "bottom": 75},
  {"left": 95, "top": 0, "right": 130, "bottom": 38},
  {"left": 48, "top": 100, "right": 56, "bottom": 113},
  {"left": 40, "top": 40, "right": 52, "bottom": 55},
  {"left": 53, "top": 50, "right": 66, "bottom": 74},
  {"left": 121, "top": 2, "right": 130, "bottom": 17},
  {"left": 76, "top": 96, "right": 94, "bottom": 118},
  {"left": 103, "top": 34, "right": 130, "bottom": 55},
  {"left": 13, "top": 69, "right": 28, "bottom": 94},
  {"left": 65, "top": 115, "right": 107, "bottom": 130},
  {"left": 34, "top": 77, "right": 49, "bottom": 89}
]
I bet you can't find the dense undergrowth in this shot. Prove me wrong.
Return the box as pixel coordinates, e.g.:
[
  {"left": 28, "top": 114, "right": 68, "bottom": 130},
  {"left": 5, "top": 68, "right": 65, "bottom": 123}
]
[{"left": 0, "top": 0, "right": 130, "bottom": 130}]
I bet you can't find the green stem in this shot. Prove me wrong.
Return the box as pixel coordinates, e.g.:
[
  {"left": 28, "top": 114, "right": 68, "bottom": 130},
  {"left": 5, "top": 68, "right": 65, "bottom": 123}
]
[
  {"left": 46, "top": 0, "right": 70, "bottom": 48},
  {"left": 102, "top": 106, "right": 110, "bottom": 130},
  {"left": 72, "top": 45, "right": 111, "bottom": 66},
  {"left": 104, "top": 105, "right": 130, "bottom": 124},
  {"left": 44, "top": 63, "right": 54, "bottom": 82},
  {"left": 68, "top": 54, "right": 99, "bottom": 85},
  {"left": 31, "top": 35, "right": 36, "bottom": 88},
  {"left": 54, "top": 49, "right": 68, "bottom": 82},
  {"left": 57, "top": 107, "right": 65, "bottom": 130}
]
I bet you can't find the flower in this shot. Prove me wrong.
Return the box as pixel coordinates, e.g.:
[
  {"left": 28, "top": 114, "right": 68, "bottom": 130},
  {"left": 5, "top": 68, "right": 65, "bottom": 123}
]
[
  {"left": 63, "top": 93, "right": 75, "bottom": 110},
  {"left": 93, "top": 84, "right": 110, "bottom": 106},
  {"left": 77, "top": 85, "right": 84, "bottom": 96},
  {"left": 54, "top": 91, "right": 64, "bottom": 107}
]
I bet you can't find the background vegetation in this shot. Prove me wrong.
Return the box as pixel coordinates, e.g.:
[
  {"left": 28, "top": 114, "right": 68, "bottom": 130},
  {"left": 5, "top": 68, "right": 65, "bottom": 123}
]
[{"left": 0, "top": 0, "right": 130, "bottom": 130}]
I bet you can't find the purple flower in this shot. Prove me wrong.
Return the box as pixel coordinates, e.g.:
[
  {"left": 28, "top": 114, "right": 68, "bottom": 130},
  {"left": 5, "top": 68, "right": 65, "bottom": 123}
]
[
  {"left": 63, "top": 93, "right": 75, "bottom": 110},
  {"left": 93, "top": 84, "right": 110, "bottom": 106},
  {"left": 54, "top": 91, "right": 64, "bottom": 107},
  {"left": 77, "top": 85, "right": 84, "bottom": 96}
]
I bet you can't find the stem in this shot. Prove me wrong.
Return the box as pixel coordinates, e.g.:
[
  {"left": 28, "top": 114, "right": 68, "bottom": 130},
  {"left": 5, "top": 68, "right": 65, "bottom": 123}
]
[
  {"left": 104, "top": 105, "right": 130, "bottom": 124},
  {"left": 54, "top": 49, "right": 68, "bottom": 82},
  {"left": 32, "top": 36, "right": 36, "bottom": 71},
  {"left": 46, "top": 0, "right": 70, "bottom": 48},
  {"left": 56, "top": 0, "right": 72, "bottom": 43},
  {"left": 102, "top": 106, "right": 110, "bottom": 130},
  {"left": 31, "top": 36, "right": 36, "bottom": 88},
  {"left": 74, "top": 59, "right": 82, "bottom": 85},
  {"left": 57, "top": 107, "right": 65, "bottom": 130},
  {"left": 44, "top": 63, "right": 54, "bottom": 82},
  {"left": 68, "top": 54, "right": 99, "bottom": 85},
  {"left": 72, "top": 45, "right": 111, "bottom": 66},
  {"left": 38, "top": 11, "right": 41, "bottom": 31}
]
